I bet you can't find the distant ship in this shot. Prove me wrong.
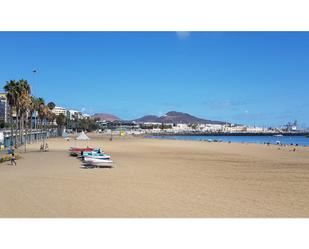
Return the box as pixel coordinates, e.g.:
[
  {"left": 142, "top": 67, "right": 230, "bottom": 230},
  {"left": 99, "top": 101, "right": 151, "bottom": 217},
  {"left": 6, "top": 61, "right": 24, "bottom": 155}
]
[{"left": 274, "top": 134, "right": 283, "bottom": 137}]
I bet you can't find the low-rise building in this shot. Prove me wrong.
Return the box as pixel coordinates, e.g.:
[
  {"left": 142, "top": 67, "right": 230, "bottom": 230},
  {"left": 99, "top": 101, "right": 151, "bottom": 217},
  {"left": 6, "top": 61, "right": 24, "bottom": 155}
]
[
  {"left": 81, "top": 113, "right": 90, "bottom": 119},
  {"left": 225, "top": 125, "right": 247, "bottom": 133},
  {"left": 245, "top": 126, "right": 266, "bottom": 133},
  {"left": 52, "top": 106, "right": 67, "bottom": 116},
  {"left": 67, "top": 110, "right": 82, "bottom": 120},
  {"left": 0, "top": 93, "right": 9, "bottom": 123},
  {"left": 200, "top": 124, "right": 224, "bottom": 132}
]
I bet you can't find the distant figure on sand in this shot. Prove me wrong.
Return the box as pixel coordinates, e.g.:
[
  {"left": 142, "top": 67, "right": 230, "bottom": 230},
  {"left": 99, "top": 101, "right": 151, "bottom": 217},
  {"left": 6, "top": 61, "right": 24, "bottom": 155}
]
[
  {"left": 11, "top": 150, "right": 16, "bottom": 166},
  {"left": 40, "top": 143, "right": 49, "bottom": 152}
]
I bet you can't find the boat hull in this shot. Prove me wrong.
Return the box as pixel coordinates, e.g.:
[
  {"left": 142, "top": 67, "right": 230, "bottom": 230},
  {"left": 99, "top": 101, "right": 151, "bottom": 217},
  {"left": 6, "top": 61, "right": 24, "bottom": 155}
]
[
  {"left": 83, "top": 155, "right": 111, "bottom": 160},
  {"left": 83, "top": 157, "right": 114, "bottom": 167}
]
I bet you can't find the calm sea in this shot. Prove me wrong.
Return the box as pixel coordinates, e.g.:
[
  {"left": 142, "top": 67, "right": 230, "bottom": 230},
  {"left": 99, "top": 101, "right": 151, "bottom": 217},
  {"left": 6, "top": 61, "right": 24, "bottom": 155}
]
[{"left": 147, "top": 135, "right": 309, "bottom": 146}]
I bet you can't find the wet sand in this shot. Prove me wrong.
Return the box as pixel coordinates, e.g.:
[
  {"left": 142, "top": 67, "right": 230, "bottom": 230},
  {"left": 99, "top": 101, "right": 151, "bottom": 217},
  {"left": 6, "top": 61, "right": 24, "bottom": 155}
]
[{"left": 1, "top": 133, "right": 309, "bottom": 217}]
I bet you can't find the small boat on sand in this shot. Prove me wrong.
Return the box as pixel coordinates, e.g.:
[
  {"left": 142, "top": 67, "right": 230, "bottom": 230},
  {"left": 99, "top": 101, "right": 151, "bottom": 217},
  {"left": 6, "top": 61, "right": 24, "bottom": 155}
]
[
  {"left": 80, "top": 148, "right": 110, "bottom": 160},
  {"left": 83, "top": 154, "right": 111, "bottom": 160},
  {"left": 69, "top": 147, "right": 93, "bottom": 156},
  {"left": 83, "top": 157, "right": 114, "bottom": 168}
]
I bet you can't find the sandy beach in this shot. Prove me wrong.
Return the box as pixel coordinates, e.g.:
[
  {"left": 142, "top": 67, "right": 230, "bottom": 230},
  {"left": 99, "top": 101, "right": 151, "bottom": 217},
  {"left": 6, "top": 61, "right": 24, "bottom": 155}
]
[{"left": 1, "top": 133, "right": 309, "bottom": 218}]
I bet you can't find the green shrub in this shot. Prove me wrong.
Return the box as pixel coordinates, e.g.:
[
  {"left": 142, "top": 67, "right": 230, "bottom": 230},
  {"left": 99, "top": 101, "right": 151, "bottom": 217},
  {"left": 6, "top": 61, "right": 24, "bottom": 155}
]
[{"left": 0, "top": 154, "right": 21, "bottom": 163}]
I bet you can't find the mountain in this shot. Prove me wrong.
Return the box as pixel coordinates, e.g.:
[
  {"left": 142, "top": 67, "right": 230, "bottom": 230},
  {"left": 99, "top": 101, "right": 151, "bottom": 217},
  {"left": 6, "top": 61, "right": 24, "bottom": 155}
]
[
  {"left": 133, "top": 111, "right": 229, "bottom": 125},
  {"left": 92, "top": 113, "right": 121, "bottom": 122},
  {"left": 133, "top": 115, "right": 159, "bottom": 123}
]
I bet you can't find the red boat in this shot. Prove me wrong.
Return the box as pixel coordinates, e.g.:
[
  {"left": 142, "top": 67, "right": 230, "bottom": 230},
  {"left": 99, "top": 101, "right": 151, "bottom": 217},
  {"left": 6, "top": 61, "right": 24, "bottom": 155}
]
[{"left": 69, "top": 147, "right": 93, "bottom": 156}]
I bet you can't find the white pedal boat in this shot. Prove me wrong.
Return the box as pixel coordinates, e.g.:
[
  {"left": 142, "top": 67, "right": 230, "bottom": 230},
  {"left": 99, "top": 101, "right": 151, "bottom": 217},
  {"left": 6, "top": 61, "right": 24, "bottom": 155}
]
[
  {"left": 83, "top": 157, "right": 114, "bottom": 167},
  {"left": 83, "top": 154, "right": 111, "bottom": 160}
]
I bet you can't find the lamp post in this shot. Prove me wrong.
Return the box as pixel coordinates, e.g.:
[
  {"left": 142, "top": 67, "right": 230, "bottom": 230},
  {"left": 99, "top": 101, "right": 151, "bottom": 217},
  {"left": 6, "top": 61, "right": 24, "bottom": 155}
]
[{"left": 32, "top": 69, "right": 38, "bottom": 141}]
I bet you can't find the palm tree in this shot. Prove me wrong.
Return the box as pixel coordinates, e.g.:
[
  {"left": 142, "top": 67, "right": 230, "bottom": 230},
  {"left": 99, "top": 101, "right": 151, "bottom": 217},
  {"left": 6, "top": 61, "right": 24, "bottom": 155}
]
[
  {"left": 30, "top": 97, "right": 44, "bottom": 143},
  {"left": 4, "top": 80, "right": 18, "bottom": 147},
  {"left": 36, "top": 98, "right": 44, "bottom": 122},
  {"left": 48, "top": 112, "right": 57, "bottom": 134},
  {"left": 38, "top": 102, "right": 50, "bottom": 144},
  {"left": 29, "top": 96, "right": 37, "bottom": 143},
  {"left": 35, "top": 97, "right": 44, "bottom": 131},
  {"left": 47, "top": 101, "right": 56, "bottom": 132},
  {"left": 14, "top": 81, "right": 22, "bottom": 146},
  {"left": 4, "top": 79, "right": 57, "bottom": 148},
  {"left": 47, "top": 102, "right": 56, "bottom": 111},
  {"left": 56, "top": 113, "right": 67, "bottom": 136},
  {"left": 17, "top": 79, "right": 31, "bottom": 147}
]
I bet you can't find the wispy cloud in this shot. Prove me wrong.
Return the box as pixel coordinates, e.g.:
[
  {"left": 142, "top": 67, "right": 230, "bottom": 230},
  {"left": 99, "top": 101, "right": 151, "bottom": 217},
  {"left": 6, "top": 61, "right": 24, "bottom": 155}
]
[{"left": 176, "top": 31, "right": 191, "bottom": 40}]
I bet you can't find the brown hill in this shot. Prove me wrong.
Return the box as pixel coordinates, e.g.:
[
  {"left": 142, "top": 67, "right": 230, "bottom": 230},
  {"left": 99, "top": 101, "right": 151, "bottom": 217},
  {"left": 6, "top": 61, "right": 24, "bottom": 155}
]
[
  {"left": 133, "top": 111, "right": 229, "bottom": 124},
  {"left": 92, "top": 113, "right": 120, "bottom": 122},
  {"left": 133, "top": 115, "right": 159, "bottom": 123}
]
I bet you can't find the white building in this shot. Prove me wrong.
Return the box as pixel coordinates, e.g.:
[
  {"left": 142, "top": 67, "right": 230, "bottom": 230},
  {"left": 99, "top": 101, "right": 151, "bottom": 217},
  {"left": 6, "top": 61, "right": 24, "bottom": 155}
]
[
  {"left": 143, "top": 122, "right": 162, "bottom": 126},
  {"left": 171, "top": 123, "right": 192, "bottom": 132},
  {"left": 81, "top": 113, "right": 90, "bottom": 119},
  {"left": 67, "top": 110, "right": 80, "bottom": 120},
  {"left": 245, "top": 126, "right": 266, "bottom": 133},
  {"left": 199, "top": 124, "right": 224, "bottom": 132},
  {"left": 0, "top": 93, "right": 9, "bottom": 123},
  {"left": 67, "top": 110, "right": 76, "bottom": 120},
  {"left": 66, "top": 109, "right": 90, "bottom": 120},
  {"left": 225, "top": 125, "right": 247, "bottom": 133},
  {"left": 52, "top": 106, "right": 67, "bottom": 116},
  {"left": 176, "top": 123, "right": 189, "bottom": 130}
]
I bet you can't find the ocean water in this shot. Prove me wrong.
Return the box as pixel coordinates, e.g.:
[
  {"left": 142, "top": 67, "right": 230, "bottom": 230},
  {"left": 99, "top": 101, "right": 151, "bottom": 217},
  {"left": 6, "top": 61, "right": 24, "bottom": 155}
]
[{"left": 148, "top": 135, "right": 309, "bottom": 146}]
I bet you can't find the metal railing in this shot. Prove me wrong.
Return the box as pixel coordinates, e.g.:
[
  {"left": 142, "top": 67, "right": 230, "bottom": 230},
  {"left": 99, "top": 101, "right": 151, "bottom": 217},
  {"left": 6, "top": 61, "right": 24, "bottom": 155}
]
[{"left": 1, "top": 129, "right": 59, "bottom": 148}]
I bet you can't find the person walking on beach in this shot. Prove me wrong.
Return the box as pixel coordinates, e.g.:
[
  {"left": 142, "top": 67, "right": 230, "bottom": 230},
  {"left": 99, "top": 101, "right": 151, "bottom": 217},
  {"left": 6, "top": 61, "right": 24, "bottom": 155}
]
[{"left": 11, "top": 150, "right": 16, "bottom": 166}]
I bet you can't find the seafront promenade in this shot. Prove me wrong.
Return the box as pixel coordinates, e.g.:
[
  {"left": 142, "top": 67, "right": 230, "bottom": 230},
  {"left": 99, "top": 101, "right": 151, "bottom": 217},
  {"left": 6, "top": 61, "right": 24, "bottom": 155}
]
[{"left": 0, "top": 129, "right": 57, "bottom": 147}]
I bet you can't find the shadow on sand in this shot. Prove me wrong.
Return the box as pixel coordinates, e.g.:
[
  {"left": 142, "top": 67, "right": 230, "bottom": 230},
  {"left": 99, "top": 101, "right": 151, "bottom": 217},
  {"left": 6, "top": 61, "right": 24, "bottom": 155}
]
[{"left": 80, "top": 164, "right": 113, "bottom": 169}]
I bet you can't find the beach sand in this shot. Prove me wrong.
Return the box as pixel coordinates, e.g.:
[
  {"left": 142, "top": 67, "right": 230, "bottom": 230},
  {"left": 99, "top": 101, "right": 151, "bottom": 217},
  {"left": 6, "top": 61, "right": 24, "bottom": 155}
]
[{"left": 1, "top": 133, "right": 309, "bottom": 218}]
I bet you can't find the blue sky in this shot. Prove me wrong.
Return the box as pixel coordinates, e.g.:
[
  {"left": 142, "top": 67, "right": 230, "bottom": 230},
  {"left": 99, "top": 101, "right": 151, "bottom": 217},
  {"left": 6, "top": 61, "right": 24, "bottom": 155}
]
[{"left": 0, "top": 32, "right": 309, "bottom": 127}]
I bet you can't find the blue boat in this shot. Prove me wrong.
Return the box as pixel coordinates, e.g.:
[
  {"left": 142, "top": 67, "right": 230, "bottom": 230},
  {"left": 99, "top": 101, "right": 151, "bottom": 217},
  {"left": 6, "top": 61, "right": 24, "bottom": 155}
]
[{"left": 82, "top": 149, "right": 111, "bottom": 160}]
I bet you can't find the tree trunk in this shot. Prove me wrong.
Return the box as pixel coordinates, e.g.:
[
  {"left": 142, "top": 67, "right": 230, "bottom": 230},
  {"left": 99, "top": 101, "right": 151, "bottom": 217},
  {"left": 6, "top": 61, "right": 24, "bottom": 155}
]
[
  {"left": 19, "top": 114, "right": 23, "bottom": 145},
  {"left": 43, "top": 118, "right": 45, "bottom": 145},
  {"left": 39, "top": 117, "right": 43, "bottom": 145},
  {"left": 35, "top": 112, "right": 38, "bottom": 143},
  {"left": 10, "top": 109, "right": 13, "bottom": 147},
  {"left": 29, "top": 111, "right": 32, "bottom": 144},
  {"left": 24, "top": 113, "right": 28, "bottom": 152},
  {"left": 15, "top": 111, "right": 19, "bottom": 148},
  {"left": 39, "top": 115, "right": 41, "bottom": 142}
]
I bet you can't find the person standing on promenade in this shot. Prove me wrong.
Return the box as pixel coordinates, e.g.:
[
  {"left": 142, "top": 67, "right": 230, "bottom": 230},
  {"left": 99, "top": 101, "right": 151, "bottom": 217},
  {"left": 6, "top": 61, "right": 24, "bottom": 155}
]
[{"left": 11, "top": 149, "right": 16, "bottom": 166}]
